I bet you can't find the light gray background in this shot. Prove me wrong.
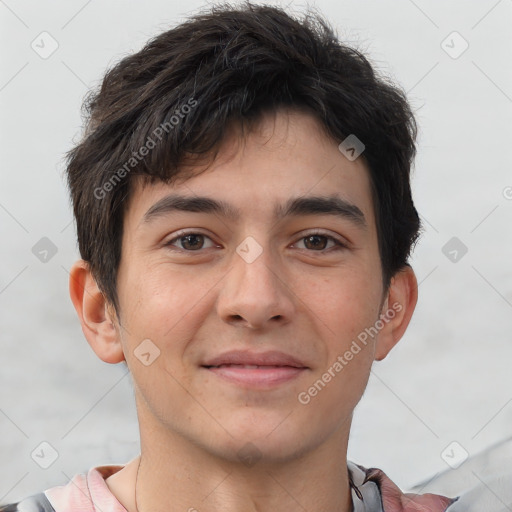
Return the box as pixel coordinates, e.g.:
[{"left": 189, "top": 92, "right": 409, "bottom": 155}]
[{"left": 1, "top": 0, "right": 511, "bottom": 503}]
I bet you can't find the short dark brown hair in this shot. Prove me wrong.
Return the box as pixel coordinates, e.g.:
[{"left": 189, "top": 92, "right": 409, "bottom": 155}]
[{"left": 66, "top": 2, "right": 421, "bottom": 316}]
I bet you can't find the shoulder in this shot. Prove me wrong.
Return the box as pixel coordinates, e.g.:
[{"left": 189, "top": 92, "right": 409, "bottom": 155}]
[
  {"left": 0, "top": 463, "right": 126, "bottom": 512},
  {"left": 350, "top": 461, "right": 512, "bottom": 512},
  {"left": 349, "top": 461, "right": 456, "bottom": 512},
  {"left": 0, "top": 492, "right": 56, "bottom": 512},
  {"left": 443, "top": 470, "right": 512, "bottom": 511}
]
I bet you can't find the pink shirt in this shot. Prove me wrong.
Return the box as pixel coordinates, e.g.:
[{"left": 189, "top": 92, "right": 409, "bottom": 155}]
[
  {"left": 39, "top": 462, "right": 455, "bottom": 512},
  {"left": 45, "top": 464, "right": 127, "bottom": 512},
  {"left": 5, "top": 459, "right": 512, "bottom": 511}
]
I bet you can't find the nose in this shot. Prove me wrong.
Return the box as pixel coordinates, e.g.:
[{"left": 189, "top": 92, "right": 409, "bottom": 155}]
[{"left": 216, "top": 241, "right": 295, "bottom": 330}]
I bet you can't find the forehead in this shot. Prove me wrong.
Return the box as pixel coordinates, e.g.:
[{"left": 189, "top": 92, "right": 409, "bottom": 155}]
[{"left": 123, "top": 109, "right": 376, "bottom": 231}]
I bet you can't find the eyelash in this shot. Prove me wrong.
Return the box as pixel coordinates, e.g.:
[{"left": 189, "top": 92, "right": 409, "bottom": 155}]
[{"left": 164, "top": 230, "right": 347, "bottom": 253}]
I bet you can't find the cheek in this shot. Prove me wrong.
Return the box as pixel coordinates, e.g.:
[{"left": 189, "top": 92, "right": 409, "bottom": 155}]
[
  {"left": 298, "top": 269, "right": 381, "bottom": 341},
  {"left": 117, "top": 266, "right": 206, "bottom": 418},
  {"left": 119, "top": 264, "right": 218, "bottom": 355},
  {"left": 294, "top": 269, "right": 381, "bottom": 403}
]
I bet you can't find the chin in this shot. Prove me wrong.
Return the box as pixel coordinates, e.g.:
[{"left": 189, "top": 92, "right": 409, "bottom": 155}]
[{"left": 211, "top": 415, "right": 313, "bottom": 464}]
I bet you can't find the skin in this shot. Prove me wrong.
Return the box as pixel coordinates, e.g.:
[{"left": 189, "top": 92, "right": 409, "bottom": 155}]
[{"left": 69, "top": 108, "right": 418, "bottom": 512}]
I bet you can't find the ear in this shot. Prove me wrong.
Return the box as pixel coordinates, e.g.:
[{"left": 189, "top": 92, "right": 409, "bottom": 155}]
[
  {"left": 69, "top": 259, "right": 125, "bottom": 364},
  {"left": 374, "top": 265, "right": 418, "bottom": 361}
]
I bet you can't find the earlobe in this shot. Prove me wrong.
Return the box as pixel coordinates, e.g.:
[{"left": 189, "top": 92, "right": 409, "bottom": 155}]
[
  {"left": 374, "top": 265, "right": 418, "bottom": 361},
  {"left": 69, "top": 259, "right": 126, "bottom": 364}
]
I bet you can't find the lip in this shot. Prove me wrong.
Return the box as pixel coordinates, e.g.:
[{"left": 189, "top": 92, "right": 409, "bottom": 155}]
[
  {"left": 202, "top": 350, "right": 308, "bottom": 368},
  {"left": 201, "top": 350, "right": 309, "bottom": 389}
]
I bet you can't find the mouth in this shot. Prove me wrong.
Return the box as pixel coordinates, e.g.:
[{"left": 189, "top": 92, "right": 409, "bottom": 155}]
[{"left": 201, "top": 351, "right": 309, "bottom": 388}]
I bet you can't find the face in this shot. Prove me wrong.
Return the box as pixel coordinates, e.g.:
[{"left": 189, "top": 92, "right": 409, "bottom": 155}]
[{"left": 114, "top": 108, "right": 387, "bottom": 463}]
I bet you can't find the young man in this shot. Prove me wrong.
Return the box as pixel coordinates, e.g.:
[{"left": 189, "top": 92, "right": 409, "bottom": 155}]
[{"left": 2, "top": 3, "right": 509, "bottom": 511}]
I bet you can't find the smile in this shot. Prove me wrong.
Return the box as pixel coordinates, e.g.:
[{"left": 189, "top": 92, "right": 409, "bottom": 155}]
[{"left": 202, "top": 364, "right": 307, "bottom": 388}]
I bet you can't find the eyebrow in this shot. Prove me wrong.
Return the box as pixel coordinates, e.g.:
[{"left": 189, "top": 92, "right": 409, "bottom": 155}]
[{"left": 141, "top": 194, "right": 367, "bottom": 229}]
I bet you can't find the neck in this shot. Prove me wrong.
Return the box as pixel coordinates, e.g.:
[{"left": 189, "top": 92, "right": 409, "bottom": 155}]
[{"left": 127, "top": 424, "right": 353, "bottom": 512}]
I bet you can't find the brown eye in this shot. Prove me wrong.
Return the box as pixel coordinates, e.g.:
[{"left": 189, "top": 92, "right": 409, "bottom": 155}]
[
  {"left": 180, "top": 234, "right": 205, "bottom": 250},
  {"left": 295, "top": 232, "right": 346, "bottom": 252},
  {"left": 303, "top": 234, "right": 329, "bottom": 250},
  {"left": 165, "top": 232, "right": 216, "bottom": 251}
]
